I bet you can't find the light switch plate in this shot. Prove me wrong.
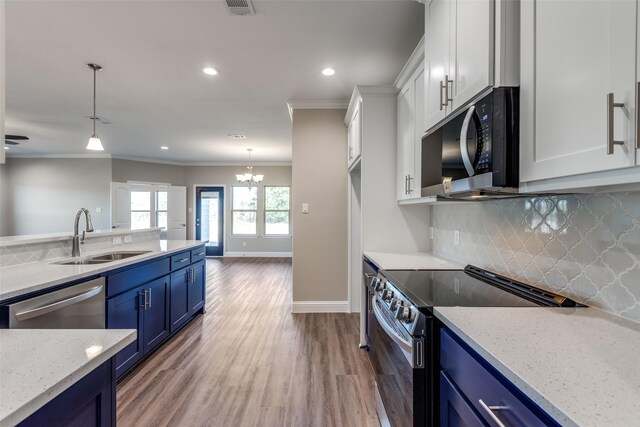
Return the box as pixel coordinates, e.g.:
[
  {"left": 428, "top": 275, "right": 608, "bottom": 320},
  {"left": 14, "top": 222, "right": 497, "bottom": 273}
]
[
  {"left": 124, "top": 235, "right": 132, "bottom": 243},
  {"left": 112, "top": 236, "right": 122, "bottom": 245},
  {"left": 95, "top": 207, "right": 102, "bottom": 213},
  {"left": 302, "top": 203, "right": 309, "bottom": 214}
]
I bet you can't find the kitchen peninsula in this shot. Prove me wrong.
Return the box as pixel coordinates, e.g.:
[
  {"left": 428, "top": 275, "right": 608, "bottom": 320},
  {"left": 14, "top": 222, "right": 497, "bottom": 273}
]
[{"left": 0, "top": 227, "right": 207, "bottom": 425}]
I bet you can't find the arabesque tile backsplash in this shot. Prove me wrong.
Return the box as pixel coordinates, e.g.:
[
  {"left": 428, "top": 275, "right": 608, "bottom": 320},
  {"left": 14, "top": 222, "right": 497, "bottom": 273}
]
[{"left": 431, "top": 192, "right": 640, "bottom": 323}]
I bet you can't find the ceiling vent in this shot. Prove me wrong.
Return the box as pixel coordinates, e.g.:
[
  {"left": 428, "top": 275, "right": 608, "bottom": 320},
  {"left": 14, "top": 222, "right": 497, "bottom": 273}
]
[
  {"left": 224, "top": 0, "right": 255, "bottom": 16},
  {"left": 228, "top": 134, "right": 247, "bottom": 140}
]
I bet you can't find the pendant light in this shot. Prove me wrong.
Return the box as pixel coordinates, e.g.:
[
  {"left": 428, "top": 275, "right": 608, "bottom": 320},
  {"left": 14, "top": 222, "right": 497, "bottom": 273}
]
[
  {"left": 86, "top": 63, "right": 104, "bottom": 151},
  {"left": 236, "top": 148, "right": 264, "bottom": 186}
]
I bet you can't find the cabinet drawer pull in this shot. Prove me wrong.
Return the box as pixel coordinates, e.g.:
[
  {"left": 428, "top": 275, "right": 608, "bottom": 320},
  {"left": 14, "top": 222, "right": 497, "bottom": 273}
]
[
  {"left": 607, "top": 93, "right": 625, "bottom": 154},
  {"left": 478, "top": 399, "right": 507, "bottom": 427},
  {"left": 148, "top": 288, "right": 152, "bottom": 308},
  {"left": 439, "top": 80, "right": 445, "bottom": 110},
  {"left": 408, "top": 175, "right": 413, "bottom": 193},
  {"left": 176, "top": 258, "right": 189, "bottom": 263},
  {"left": 195, "top": 251, "right": 205, "bottom": 256}
]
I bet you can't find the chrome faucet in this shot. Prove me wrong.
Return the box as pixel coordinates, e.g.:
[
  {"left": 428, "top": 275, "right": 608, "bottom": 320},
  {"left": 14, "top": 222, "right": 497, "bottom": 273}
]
[{"left": 72, "top": 208, "right": 95, "bottom": 257}]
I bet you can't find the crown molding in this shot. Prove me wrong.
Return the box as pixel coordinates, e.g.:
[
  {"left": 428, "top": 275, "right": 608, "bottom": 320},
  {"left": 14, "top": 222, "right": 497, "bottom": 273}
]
[
  {"left": 6, "top": 153, "right": 112, "bottom": 159},
  {"left": 286, "top": 99, "right": 349, "bottom": 121}
]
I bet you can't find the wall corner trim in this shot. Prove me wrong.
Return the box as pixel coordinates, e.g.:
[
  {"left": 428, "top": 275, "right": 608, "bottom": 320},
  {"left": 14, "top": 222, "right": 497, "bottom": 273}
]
[{"left": 291, "top": 301, "right": 352, "bottom": 313}]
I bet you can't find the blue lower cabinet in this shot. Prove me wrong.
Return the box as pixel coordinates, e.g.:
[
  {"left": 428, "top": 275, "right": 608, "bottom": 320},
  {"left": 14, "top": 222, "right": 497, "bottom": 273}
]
[
  {"left": 170, "top": 268, "right": 190, "bottom": 333},
  {"left": 142, "top": 276, "right": 170, "bottom": 353},
  {"left": 106, "top": 249, "right": 207, "bottom": 380},
  {"left": 439, "top": 372, "right": 484, "bottom": 427},
  {"left": 440, "top": 328, "right": 558, "bottom": 427},
  {"left": 18, "top": 359, "right": 115, "bottom": 427},
  {"left": 189, "top": 260, "right": 206, "bottom": 315},
  {"left": 107, "top": 287, "right": 145, "bottom": 378}
]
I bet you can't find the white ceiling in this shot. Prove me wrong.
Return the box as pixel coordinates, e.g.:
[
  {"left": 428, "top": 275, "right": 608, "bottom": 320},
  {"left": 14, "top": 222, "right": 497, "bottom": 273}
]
[{"left": 4, "top": 0, "right": 424, "bottom": 163}]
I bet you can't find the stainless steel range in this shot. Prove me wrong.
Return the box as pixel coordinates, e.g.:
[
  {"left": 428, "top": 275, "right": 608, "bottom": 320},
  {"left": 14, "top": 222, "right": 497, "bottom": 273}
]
[{"left": 365, "top": 265, "right": 583, "bottom": 427}]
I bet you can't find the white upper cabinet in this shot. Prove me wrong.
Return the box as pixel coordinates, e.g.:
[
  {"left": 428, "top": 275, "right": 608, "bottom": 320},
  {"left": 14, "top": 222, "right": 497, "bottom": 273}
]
[
  {"left": 425, "top": 0, "right": 451, "bottom": 129},
  {"left": 347, "top": 101, "right": 362, "bottom": 170},
  {"left": 396, "top": 38, "right": 425, "bottom": 202},
  {"left": 520, "top": 0, "right": 637, "bottom": 186},
  {"left": 424, "top": 0, "right": 495, "bottom": 132},
  {"left": 450, "top": 0, "right": 494, "bottom": 111}
]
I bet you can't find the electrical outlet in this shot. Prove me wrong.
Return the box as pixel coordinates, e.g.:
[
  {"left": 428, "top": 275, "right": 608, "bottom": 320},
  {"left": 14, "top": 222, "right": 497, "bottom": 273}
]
[
  {"left": 124, "top": 235, "right": 133, "bottom": 243},
  {"left": 112, "top": 236, "right": 122, "bottom": 245},
  {"left": 454, "top": 230, "right": 460, "bottom": 245},
  {"left": 95, "top": 207, "right": 102, "bottom": 213},
  {"left": 242, "top": 241, "right": 247, "bottom": 247},
  {"left": 429, "top": 226, "right": 434, "bottom": 240}
]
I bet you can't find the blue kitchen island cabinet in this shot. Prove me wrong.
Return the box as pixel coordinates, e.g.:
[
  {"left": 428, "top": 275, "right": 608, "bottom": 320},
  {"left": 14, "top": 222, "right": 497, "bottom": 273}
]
[
  {"left": 439, "top": 328, "right": 558, "bottom": 427},
  {"left": 105, "top": 244, "right": 206, "bottom": 379},
  {"left": 189, "top": 259, "right": 206, "bottom": 314},
  {"left": 17, "top": 359, "right": 115, "bottom": 427}
]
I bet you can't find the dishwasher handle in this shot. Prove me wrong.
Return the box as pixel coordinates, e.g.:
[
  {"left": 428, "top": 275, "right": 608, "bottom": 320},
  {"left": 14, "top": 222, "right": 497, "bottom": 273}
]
[{"left": 15, "top": 285, "right": 104, "bottom": 321}]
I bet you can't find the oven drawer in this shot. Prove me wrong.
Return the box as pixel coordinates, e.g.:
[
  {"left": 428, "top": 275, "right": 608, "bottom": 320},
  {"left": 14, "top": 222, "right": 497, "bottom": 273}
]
[{"left": 440, "top": 328, "right": 557, "bottom": 427}]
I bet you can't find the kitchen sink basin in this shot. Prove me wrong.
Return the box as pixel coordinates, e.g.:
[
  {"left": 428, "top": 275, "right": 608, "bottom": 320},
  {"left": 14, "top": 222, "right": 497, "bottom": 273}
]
[
  {"left": 54, "top": 250, "right": 152, "bottom": 265},
  {"left": 88, "top": 251, "right": 152, "bottom": 261}
]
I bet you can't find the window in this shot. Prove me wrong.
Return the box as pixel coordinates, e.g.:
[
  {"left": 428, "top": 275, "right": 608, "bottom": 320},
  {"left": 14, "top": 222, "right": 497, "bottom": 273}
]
[
  {"left": 264, "top": 186, "right": 290, "bottom": 235},
  {"left": 130, "top": 191, "right": 151, "bottom": 230},
  {"left": 156, "top": 191, "right": 168, "bottom": 230},
  {"left": 232, "top": 186, "right": 257, "bottom": 235}
]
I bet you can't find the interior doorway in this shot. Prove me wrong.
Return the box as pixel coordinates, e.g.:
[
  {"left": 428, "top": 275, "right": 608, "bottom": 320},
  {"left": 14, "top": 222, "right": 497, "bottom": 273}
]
[{"left": 195, "top": 186, "right": 225, "bottom": 256}]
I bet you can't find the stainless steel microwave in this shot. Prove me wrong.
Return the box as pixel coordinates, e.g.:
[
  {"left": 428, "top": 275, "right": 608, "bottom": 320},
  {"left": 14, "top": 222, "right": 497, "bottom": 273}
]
[{"left": 421, "top": 87, "right": 519, "bottom": 200}]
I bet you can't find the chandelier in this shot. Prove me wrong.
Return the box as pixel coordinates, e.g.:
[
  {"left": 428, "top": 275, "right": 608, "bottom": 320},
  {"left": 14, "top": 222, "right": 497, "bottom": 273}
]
[{"left": 236, "top": 148, "right": 264, "bottom": 185}]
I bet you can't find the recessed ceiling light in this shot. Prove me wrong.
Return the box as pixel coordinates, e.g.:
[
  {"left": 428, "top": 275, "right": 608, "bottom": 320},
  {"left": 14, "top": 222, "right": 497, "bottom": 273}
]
[
  {"left": 3, "top": 146, "right": 9, "bottom": 150},
  {"left": 203, "top": 67, "right": 219, "bottom": 76},
  {"left": 160, "top": 146, "right": 169, "bottom": 150},
  {"left": 322, "top": 67, "right": 336, "bottom": 76}
]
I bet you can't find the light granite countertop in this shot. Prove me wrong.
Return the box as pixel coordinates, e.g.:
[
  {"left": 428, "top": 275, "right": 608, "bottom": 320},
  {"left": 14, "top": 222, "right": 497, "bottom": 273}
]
[
  {"left": 0, "top": 329, "right": 136, "bottom": 426},
  {"left": 0, "top": 240, "right": 205, "bottom": 302},
  {"left": 364, "top": 251, "right": 462, "bottom": 270},
  {"left": 434, "top": 306, "right": 640, "bottom": 427}
]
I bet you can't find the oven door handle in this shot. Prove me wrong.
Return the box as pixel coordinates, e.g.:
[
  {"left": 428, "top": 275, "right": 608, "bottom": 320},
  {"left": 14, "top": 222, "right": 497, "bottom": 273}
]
[
  {"left": 372, "top": 297, "right": 413, "bottom": 353},
  {"left": 460, "top": 105, "right": 476, "bottom": 177}
]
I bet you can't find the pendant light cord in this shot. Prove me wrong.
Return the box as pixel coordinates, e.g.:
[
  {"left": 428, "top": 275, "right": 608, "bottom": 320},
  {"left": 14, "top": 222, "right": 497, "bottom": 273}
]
[{"left": 93, "top": 67, "right": 97, "bottom": 135}]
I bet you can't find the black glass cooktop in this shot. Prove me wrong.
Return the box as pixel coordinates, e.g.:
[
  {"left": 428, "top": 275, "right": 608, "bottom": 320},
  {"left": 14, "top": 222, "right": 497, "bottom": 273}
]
[{"left": 380, "top": 269, "right": 542, "bottom": 309}]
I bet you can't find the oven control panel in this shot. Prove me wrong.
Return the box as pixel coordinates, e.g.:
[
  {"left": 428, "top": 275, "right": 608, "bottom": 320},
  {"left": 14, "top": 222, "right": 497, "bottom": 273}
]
[{"left": 370, "top": 273, "right": 426, "bottom": 337}]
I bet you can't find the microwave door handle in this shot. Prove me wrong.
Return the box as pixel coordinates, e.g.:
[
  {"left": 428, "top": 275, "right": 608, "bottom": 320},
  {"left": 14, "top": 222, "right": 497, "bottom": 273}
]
[{"left": 460, "top": 105, "right": 476, "bottom": 177}]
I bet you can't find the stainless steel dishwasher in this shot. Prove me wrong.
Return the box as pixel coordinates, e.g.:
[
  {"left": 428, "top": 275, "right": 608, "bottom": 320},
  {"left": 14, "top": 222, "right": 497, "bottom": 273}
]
[{"left": 6, "top": 277, "right": 105, "bottom": 328}]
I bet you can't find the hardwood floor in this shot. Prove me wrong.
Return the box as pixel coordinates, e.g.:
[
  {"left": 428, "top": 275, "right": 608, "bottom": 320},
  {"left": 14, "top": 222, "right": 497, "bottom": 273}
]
[{"left": 116, "top": 258, "right": 379, "bottom": 427}]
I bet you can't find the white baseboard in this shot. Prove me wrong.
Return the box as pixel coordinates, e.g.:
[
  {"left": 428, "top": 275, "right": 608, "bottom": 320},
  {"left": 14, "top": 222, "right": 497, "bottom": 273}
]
[
  {"left": 291, "top": 301, "right": 350, "bottom": 313},
  {"left": 224, "top": 252, "right": 292, "bottom": 258}
]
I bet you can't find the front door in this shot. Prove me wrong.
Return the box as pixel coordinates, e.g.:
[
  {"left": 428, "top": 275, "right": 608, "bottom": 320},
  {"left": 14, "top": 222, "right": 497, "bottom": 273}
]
[{"left": 195, "top": 186, "right": 224, "bottom": 256}]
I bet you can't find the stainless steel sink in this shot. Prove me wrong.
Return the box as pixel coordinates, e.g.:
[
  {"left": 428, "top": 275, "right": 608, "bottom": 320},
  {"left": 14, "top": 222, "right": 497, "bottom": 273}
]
[{"left": 54, "top": 250, "right": 152, "bottom": 265}]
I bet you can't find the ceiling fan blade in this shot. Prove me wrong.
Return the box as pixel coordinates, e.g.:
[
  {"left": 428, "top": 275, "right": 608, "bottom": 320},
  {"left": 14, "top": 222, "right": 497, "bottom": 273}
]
[{"left": 4, "top": 135, "right": 29, "bottom": 141}]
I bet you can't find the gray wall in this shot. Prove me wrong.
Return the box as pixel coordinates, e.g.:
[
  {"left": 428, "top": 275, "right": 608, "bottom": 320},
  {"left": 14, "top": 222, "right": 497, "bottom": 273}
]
[
  {"left": 2, "top": 157, "right": 293, "bottom": 255},
  {"left": 185, "top": 165, "right": 292, "bottom": 254},
  {"left": 291, "top": 109, "right": 348, "bottom": 302},
  {"left": 1, "top": 157, "right": 112, "bottom": 235},
  {"left": 0, "top": 162, "right": 10, "bottom": 235},
  {"left": 112, "top": 158, "right": 185, "bottom": 185}
]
